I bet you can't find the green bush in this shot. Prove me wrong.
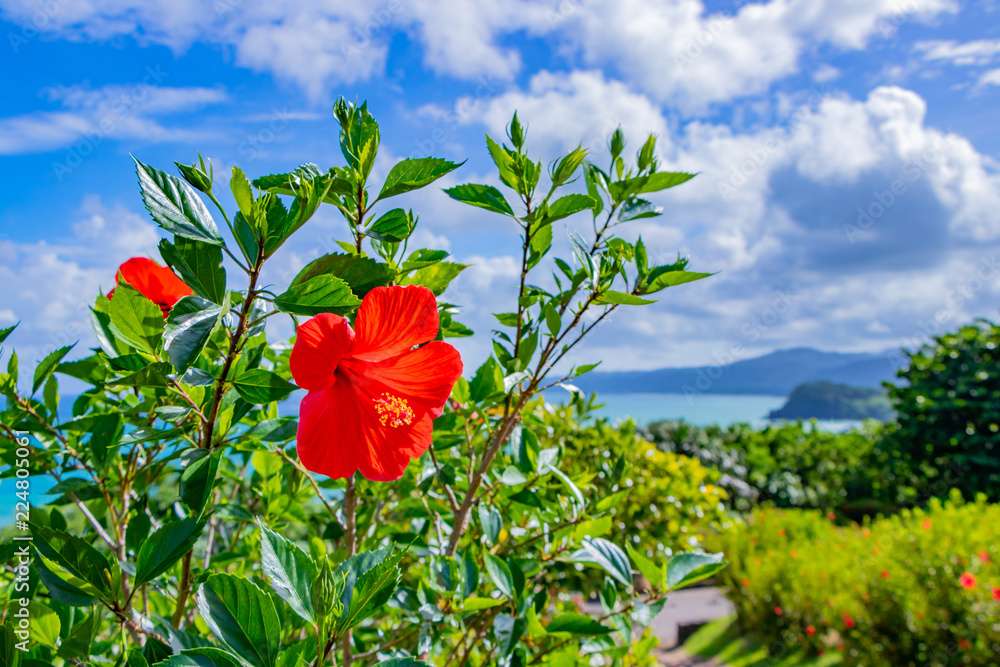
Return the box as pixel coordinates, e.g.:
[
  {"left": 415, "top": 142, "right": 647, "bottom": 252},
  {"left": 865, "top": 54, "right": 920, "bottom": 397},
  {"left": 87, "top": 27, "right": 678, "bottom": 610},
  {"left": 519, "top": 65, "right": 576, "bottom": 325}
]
[
  {"left": 714, "top": 494, "right": 1000, "bottom": 666},
  {"left": 645, "top": 420, "right": 892, "bottom": 515},
  {"left": 883, "top": 319, "right": 1000, "bottom": 502}
]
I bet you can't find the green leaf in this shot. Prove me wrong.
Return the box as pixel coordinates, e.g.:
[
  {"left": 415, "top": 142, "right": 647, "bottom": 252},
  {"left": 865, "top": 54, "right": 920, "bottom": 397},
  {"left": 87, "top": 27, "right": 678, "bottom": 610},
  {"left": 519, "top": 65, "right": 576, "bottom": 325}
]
[
  {"left": 275, "top": 274, "right": 360, "bottom": 316},
  {"left": 32, "top": 343, "right": 74, "bottom": 394},
  {"left": 546, "top": 612, "right": 612, "bottom": 635},
  {"left": 258, "top": 520, "right": 317, "bottom": 623},
  {"left": 36, "top": 557, "right": 95, "bottom": 606},
  {"left": 31, "top": 523, "right": 117, "bottom": 602},
  {"left": 483, "top": 553, "right": 515, "bottom": 598},
  {"left": 233, "top": 369, "right": 298, "bottom": 404},
  {"left": 0, "top": 322, "right": 17, "bottom": 347},
  {"left": 400, "top": 261, "right": 467, "bottom": 296},
  {"left": 337, "top": 547, "right": 405, "bottom": 632},
  {"left": 462, "top": 596, "right": 505, "bottom": 612},
  {"left": 619, "top": 198, "right": 662, "bottom": 222},
  {"left": 290, "top": 253, "right": 393, "bottom": 298},
  {"left": 230, "top": 166, "right": 254, "bottom": 218},
  {"left": 367, "top": 208, "right": 413, "bottom": 242},
  {"left": 378, "top": 157, "right": 463, "bottom": 199},
  {"left": 666, "top": 552, "right": 726, "bottom": 590},
  {"left": 29, "top": 602, "right": 60, "bottom": 647},
  {"left": 134, "top": 158, "right": 222, "bottom": 245},
  {"left": 376, "top": 660, "right": 432, "bottom": 667},
  {"left": 109, "top": 284, "right": 164, "bottom": 354},
  {"left": 574, "top": 537, "right": 632, "bottom": 587},
  {"left": 196, "top": 574, "right": 281, "bottom": 667},
  {"left": 444, "top": 183, "right": 514, "bottom": 216},
  {"left": 545, "top": 194, "right": 594, "bottom": 222},
  {"left": 636, "top": 171, "right": 696, "bottom": 193},
  {"left": 159, "top": 237, "right": 227, "bottom": 304},
  {"left": 400, "top": 249, "right": 449, "bottom": 273},
  {"left": 135, "top": 518, "right": 205, "bottom": 586},
  {"left": 594, "top": 290, "right": 655, "bottom": 306},
  {"left": 470, "top": 357, "right": 504, "bottom": 402},
  {"left": 180, "top": 449, "right": 221, "bottom": 515},
  {"left": 626, "top": 545, "right": 666, "bottom": 591},
  {"left": 164, "top": 296, "right": 221, "bottom": 373},
  {"left": 155, "top": 648, "right": 246, "bottom": 666},
  {"left": 643, "top": 270, "right": 714, "bottom": 294}
]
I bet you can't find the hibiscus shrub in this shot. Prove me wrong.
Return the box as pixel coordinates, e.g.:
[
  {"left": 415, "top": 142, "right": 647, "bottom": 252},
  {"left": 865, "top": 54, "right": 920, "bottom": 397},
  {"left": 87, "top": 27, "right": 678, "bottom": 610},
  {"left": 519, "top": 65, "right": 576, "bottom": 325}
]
[
  {"left": 0, "top": 102, "right": 723, "bottom": 665},
  {"left": 713, "top": 495, "right": 1000, "bottom": 666}
]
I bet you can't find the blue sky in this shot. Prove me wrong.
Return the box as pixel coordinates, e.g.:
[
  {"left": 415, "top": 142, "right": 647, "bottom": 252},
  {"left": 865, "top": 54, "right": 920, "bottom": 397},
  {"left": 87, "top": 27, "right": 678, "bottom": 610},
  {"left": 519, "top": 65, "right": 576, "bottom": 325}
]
[{"left": 1, "top": 0, "right": 998, "bottom": 373}]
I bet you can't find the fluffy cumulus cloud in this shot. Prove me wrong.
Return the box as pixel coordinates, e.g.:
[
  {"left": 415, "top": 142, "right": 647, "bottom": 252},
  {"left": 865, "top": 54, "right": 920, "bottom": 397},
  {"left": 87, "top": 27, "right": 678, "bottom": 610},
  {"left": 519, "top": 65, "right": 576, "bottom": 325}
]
[
  {"left": 0, "top": 0, "right": 958, "bottom": 110},
  {"left": 0, "top": 82, "right": 226, "bottom": 154},
  {"left": 443, "top": 74, "right": 1000, "bottom": 368},
  {"left": 0, "top": 197, "right": 159, "bottom": 368}
]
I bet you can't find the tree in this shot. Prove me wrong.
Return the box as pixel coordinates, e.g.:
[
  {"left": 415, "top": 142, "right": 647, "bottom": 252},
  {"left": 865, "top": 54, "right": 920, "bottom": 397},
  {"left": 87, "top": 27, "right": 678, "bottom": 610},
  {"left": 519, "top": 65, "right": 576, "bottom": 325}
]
[{"left": 884, "top": 319, "right": 1000, "bottom": 501}]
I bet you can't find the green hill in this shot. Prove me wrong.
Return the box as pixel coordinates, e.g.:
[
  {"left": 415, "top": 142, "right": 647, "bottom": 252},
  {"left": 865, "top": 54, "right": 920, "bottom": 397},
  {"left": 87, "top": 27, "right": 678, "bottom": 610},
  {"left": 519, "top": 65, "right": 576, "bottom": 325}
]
[{"left": 768, "top": 381, "right": 892, "bottom": 420}]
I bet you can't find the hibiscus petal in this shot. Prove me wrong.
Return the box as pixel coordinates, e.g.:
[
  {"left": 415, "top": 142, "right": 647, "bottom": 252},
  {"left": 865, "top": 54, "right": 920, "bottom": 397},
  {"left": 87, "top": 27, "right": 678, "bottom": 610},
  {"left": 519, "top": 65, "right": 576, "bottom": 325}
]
[
  {"left": 118, "top": 257, "right": 192, "bottom": 309},
  {"left": 290, "top": 314, "right": 355, "bottom": 391},
  {"left": 351, "top": 285, "right": 439, "bottom": 362},
  {"left": 358, "top": 415, "right": 433, "bottom": 482},
  {"left": 296, "top": 385, "right": 364, "bottom": 479},
  {"left": 345, "top": 341, "right": 463, "bottom": 411}
]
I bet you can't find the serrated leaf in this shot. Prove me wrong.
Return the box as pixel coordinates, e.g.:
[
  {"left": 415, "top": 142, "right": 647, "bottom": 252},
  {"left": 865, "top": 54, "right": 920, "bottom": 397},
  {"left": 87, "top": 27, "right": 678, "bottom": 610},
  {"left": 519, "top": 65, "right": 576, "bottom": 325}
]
[
  {"left": 336, "top": 547, "right": 405, "bottom": 632},
  {"left": 275, "top": 274, "right": 360, "bottom": 316},
  {"left": 470, "top": 357, "right": 504, "bottom": 402},
  {"left": 379, "top": 157, "right": 463, "bottom": 199},
  {"left": 595, "top": 290, "right": 655, "bottom": 306},
  {"left": 159, "top": 237, "right": 227, "bottom": 304},
  {"left": 32, "top": 343, "right": 74, "bottom": 394},
  {"left": 258, "top": 520, "right": 317, "bottom": 623},
  {"left": 400, "top": 261, "right": 466, "bottom": 296},
  {"left": 164, "top": 296, "right": 221, "bottom": 373},
  {"left": 134, "top": 158, "right": 222, "bottom": 245},
  {"left": 109, "top": 284, "right": 164, "bottom": 354},
  {"left": 31, "top": 523, "right": 117, "bottom": 602},
  {"left": 367, "top": 208, "right": 413, "bottom": 242},
  {"left": 196, "top": 574, "right": 281, "bottom": 667},
  {"left": 135, "top": 518, "right": 204, "bottom": 586},
  {"left": 155, "top": 647, "right": 245, "bottom": 666},
  {"left": 291, "top": 253, "right": 393, "bottom": 298},
  {"left": 444, "top": 183, "right": 514, "bottom": 216},
  {"left": 233, "top": 369, "right": 297, "bottom": 404},
  {"left": 546, "top": 194, "right": 594, "bottom": 222}
]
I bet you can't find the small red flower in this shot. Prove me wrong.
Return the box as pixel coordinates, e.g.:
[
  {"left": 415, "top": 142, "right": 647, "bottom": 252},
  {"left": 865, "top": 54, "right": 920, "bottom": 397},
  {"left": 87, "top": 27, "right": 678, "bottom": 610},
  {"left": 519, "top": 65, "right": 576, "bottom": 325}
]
[
  {"left": 289, "top": 285, "right": 463, "bottom": 481},
  {"left": 921, "top": 518, "right": 932, "bottom": 530},
  {"left": 880, "top": 569, "right": 890, "bottom": 580},
  {"left": 805, "top": 625, "right": 816, "bottom": 637},
  {"left": 842, "top": 613, "right": 855, "bottom": 629},
  {"left": 740, "top": 578, "right": 751, "bottom": 588},
  {"left": 958, "top": 638, "right": 971, "bottom": 651},
  {"left": 959, "top": 572, "right": 976, "bottom": 590},
  {"left": 110, "top": 257, "right": 192, "bottom": 316},
  {"left": 992, "top": 587, "right": 1000, "bottom": 601},
  {"left": 978, "top": 550, "right": 989, "bottom": 563},
  {"left": 774, "top": 606, "right": 783, "bottom": 616}
]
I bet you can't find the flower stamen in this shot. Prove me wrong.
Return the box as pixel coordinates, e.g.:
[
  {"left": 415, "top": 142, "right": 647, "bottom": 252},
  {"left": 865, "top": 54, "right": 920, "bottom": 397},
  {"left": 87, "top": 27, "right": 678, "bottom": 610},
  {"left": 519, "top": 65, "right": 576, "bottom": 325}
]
[{"left": 373, "top": 392, "right": 415, "bottom": 428}]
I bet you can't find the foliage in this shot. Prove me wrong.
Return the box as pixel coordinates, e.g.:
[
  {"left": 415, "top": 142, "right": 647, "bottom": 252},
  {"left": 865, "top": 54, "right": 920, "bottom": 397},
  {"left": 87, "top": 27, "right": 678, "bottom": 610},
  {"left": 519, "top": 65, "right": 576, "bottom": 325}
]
[
  {"left": 0, "top": 103, "right": 719, "bottom": 664},
  {"left": 767, "top": 381, "right": 893, "bottom": 421},
  {"left": 644, "top": 420, "right": 892, "bottom": 516},
  {"left": 529, "top": 401, "right": 730, "bottom": 590},
  {"left": 882, "top": 319, "right": 1000, "bottom": 502},
  {"left": 713, "top": 495, "right": 1000, "bottom": 666}
]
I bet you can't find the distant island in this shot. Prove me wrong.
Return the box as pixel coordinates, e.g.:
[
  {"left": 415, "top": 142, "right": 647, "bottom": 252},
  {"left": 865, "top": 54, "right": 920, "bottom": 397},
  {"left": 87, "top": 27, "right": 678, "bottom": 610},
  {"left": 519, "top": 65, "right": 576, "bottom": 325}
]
[
  {"left": 574, "top": 347, "right": 902, "bottom": 396},
  {"left": 768, "top": 381, "right": 893, "bottom": 421}
]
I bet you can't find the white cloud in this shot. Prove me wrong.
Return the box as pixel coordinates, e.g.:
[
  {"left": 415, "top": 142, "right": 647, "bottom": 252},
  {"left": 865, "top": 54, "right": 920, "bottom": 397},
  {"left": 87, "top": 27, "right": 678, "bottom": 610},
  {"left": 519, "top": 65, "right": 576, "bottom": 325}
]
[
  {"left": 976, "top": 68, "right": 1000, "bottom": 88},
  {"left": 0, "top": 197, "right": 159, "bottom": 369},
  {"left": 0, "top": 83, "right": 226, "bottom": 155},
  {"left": 0, "top": 0, "right": 957, "bottom": 111},
  {"left": 558, "top": 0, "right": 957, "bottom": 112},
  {"left": 916, "top": 39, "right": 1000, "bottom": 65}
]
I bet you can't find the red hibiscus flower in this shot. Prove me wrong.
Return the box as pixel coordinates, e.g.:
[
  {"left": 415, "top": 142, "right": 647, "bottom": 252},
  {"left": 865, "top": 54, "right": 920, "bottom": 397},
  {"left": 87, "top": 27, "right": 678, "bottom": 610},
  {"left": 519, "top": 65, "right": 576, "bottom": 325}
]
[
  {"left": 110, "top": 257, "right": 192, "bottom": 316},
  {"left": 959, "top": 572, "right": 976, "bottom": 590},
  {"left": 773, "top": 606, "right": 783, "bottom": 616},
  {"left": 842, "top": 614, "right": 855, "bottom": 629},
  {"left": 805, "top": 625, "right": 816, "bottom": 637},
  {"left": 992, "top": 587, "right": 1000, "bottom": 601},
  {"left": 289, "top": 285, "right": 463, "bottom": 481}
]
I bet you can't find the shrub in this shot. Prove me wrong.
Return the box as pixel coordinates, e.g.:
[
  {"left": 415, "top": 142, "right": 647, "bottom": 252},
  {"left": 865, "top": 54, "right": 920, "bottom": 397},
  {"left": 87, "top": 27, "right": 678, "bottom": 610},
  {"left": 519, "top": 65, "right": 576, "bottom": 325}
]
[
  {"left": 714, "top": 495, "right": 1000, "bottom": 666},
  {"left": 883, "top": 319, "right": 1000, "bottom": 502},
  {"left": 645, "top": 420, "right": 892, "bottom": 515},
  {"left": 0, "top": 104, "right": 724, "bottom": 664}
]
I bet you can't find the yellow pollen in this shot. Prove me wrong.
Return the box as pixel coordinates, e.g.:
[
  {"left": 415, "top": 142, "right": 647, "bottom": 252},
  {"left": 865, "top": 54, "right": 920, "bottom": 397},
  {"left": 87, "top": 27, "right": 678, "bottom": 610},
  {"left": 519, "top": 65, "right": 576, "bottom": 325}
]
[{"left": 372, "top": 392, "right": 415, "bottom": 428}]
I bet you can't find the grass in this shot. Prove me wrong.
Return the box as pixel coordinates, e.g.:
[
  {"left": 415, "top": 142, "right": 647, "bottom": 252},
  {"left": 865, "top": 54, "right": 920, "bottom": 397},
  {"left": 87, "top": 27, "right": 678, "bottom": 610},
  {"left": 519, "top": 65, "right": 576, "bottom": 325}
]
[{"left": 681, "top": 616, "right": 842, "bottom": 667}]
